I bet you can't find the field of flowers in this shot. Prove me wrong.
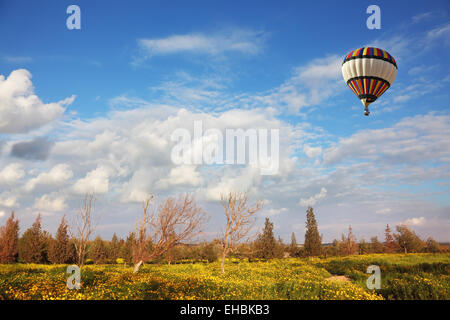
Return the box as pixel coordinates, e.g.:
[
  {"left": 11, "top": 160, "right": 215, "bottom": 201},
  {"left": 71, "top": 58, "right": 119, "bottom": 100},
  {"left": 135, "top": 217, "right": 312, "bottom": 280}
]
[
  {"left": 0, "top": 254, "right": 448, "bottom": 300},
  {"left": 314, "top": 253, "right": 450, "bottom": 300}
]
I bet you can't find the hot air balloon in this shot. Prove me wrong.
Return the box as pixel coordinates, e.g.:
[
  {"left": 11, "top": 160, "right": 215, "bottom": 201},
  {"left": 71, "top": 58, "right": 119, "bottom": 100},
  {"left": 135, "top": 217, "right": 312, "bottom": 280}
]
[{"left": 342, "top": 47, "right": 397, "bottom": 116}]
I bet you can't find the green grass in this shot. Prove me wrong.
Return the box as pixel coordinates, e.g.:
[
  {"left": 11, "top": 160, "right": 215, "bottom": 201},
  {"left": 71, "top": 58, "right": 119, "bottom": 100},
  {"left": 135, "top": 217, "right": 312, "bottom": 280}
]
[{"left": 315, "top": 254, "right": 450, "bottom": 300}]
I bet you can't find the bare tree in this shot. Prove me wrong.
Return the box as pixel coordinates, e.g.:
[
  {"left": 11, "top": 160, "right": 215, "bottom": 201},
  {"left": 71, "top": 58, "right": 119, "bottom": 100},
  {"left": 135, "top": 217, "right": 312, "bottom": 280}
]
[
  {"left": 220, "top": 192, "right": 263, "bottom": 274},
  {"left": 69, "top": 193, "right": 96, "bottom": 268},
  {"left": 132, "top": 195, "right": 153, "bottom": 271},
  {"left": 133, "top": 194, "right": 207, "bottom": 272}
]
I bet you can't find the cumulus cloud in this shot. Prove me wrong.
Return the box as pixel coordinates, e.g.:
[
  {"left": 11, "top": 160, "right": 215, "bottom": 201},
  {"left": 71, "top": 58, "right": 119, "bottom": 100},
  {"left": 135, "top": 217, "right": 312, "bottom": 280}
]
[
  {"left": 33, "top": 194, "right": 67, "bottom": 212},
  {"left": 14, "top": 97, "right": 443, "bottom": 239},
  {"left": 25, "top": 164, "right": 73, "bottom": 192},
  {"left": 45, "top": 105, "right": 295, "bottom": 203},
  {"left": 0, "top": 193, "right": 17, "bottom": 208},
  {"left": 73, "top": 166, "right": 110, "bottom": 194},
  {"left": 404, "top": 216, "right": 426, "bottom": 226},
  {"left": 303, "top": 144, "right": 322, "bottom": 158},
  {"left": 0, "top": 69, "right": 75, "bottom": 133},
  {"left": 0, "top": 163, "right": 25, "bottom": 184},
  {"left": 0, "top": 100, "right": 448, "bottom": 241},
  {"left": 203, "top": 166, "right": 263, "bottom": 202},
  {"left": 157, "top": 165, "right": 203, "bottom": 189},
  {"left": 299, "top": 187, "right": 327, "bottom": 207},
  {"left": 323, "top": 113, "right": 450, "bottom": 165},
  {"left": 10, "top": 137, "right": 54, "bottom": 160}
]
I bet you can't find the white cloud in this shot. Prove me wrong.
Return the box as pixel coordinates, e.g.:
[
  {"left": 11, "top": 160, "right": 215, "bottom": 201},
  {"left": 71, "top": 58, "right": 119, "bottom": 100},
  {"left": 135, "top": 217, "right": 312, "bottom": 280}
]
[
  {"left": 157, "top": 165, "right": 203, "bottom": 189},
  {"left": 323, "top": 113, "right": 450, "bottom": 165},
  {"left": 404, "top": 216, "right": 426, "bottom": 226},
  {"left": 33, "top": 194, "right": 67, "bottom": 212},
  {"left": 299, "top": 187, "right": 327, "bottom": 207},
  {"left": 412, "top": 12, "right": 433, "bottom": 23},
  {"left": 263, "top": 207, "right": 289, "bottom": 216},
  {"left": 137, "top": 28, "right": 266, "bottom": 60},
  {"left": 252, "top": 55, "right": 343, "bottom": 113},
  {"left": 0, "top": 163, "right": 25, "bottom": 184},
  {"left": 147, "top": 72, "right": 226, "bottom": 108},
  {"left": 0, "top": 69, "right": 75, "bottom": 133},
  {"left": 0, "top": 210, "right": 5, "bottom": 218},
  {"left": 393, "top": 95, "right": 411, "bottom": 103},
  {"left": 203, "top": 166, "right": 263, "bottom": 202},
  {"left": 25, "top": 164, "right": 73, "bottom": 192},
  {"left": 48, "top": 104, "right": 296, "bottom": 203},
  {"left": 73, "top": 166, "right": 110, "bottom": 194},
  {"left": 297, "top": 55, "right": 342, "bottom": 83},
  {"left": 0, "top": 193, "right": 17, "bottom": 208},
  {"left": 303, "top": 144, "right": 322, "bottom": 158},
  {"left": 427, "top": 23, "right": 450, "bottom": 45},
  {"left": 2, "top": 56, "right": 33, "bottom": 64},
  {"left": 408, "top": 65, "right": 436, "bottom": 76}
]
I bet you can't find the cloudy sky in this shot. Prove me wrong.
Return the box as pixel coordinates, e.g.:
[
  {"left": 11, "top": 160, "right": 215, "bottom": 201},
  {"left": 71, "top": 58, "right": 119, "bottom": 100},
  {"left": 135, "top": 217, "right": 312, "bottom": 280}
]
[{"left": 0, "top": 0, "right": 449, "bottom": 242}]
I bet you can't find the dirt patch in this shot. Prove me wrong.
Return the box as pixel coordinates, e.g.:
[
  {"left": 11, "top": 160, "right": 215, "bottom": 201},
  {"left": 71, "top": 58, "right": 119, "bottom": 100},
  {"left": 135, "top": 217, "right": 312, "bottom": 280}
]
[{"left": 326, "top": 275, "right": 351, "bottom": 282}]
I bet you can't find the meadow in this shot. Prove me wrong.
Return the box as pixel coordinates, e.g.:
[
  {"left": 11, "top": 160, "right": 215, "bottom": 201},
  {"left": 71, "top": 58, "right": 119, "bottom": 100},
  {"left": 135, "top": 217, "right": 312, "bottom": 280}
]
[{"left": 0, "top": 253, "right": 448, "bottom": 300}]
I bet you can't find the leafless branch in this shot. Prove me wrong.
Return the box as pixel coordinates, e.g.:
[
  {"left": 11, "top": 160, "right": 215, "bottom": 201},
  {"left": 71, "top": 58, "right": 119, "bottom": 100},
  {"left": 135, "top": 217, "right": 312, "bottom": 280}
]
[
  {"left": 219, "top": 191, "right": 263, "bottom": 273},
  {"left": 133, "top": 194, "right": 208, "bottom": 272},
  {"left": 68, "top": 193, "right": 96, "bottom": 268}
]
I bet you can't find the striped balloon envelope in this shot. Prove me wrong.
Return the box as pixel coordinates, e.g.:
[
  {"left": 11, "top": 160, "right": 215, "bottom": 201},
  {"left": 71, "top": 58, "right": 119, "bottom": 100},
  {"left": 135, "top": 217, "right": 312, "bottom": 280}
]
[{"left": 342, "top": 47, "right": 397, "bottom": 116}]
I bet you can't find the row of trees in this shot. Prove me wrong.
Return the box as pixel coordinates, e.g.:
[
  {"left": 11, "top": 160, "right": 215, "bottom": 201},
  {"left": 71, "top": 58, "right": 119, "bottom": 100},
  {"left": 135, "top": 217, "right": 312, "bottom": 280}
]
[
  {"left": 291, "top": 207, "right": 443, "bottom": 257},
  {"left": 0, "top": 194, "right": 445, "bottom": 271},
  {"left": 0, "top": 212, "right": 75, "bottom": 264}
]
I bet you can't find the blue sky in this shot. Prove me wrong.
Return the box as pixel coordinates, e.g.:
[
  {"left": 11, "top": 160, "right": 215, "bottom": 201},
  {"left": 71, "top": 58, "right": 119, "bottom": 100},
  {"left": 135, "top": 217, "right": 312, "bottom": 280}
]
[{"left": 0, "top": 0, "right": 449, "bottom": 242}]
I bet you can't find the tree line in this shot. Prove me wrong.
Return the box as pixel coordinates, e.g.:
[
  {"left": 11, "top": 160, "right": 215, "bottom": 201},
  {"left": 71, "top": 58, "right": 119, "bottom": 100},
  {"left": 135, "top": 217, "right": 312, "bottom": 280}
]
[
  {"left": 0, "top": 194, "right": 446, "bottom": 271},
  {"left": 291, "top": 207, "right": 444, "bottom": 257}
]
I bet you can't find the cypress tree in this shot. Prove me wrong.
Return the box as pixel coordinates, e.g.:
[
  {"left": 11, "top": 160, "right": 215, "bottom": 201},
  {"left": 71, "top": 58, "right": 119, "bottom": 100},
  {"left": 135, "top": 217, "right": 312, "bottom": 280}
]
[
  {"left": 289, "top": 232, "right": 298, "bottom": 257},
  {"left": 49, "top": 215, "right": 72, "bottom": 264},
  {"left": 0, "top": 211, "right": 19, "bottom": 263},
  {"left": 384, "top": 224, "right": 399, "bottom": 253},
  {"left": 90, "top": 236, "right": 108, "bottom": 264},
  {"left": 341, "top": 225, "right": 358, "bottom": 255},
  {"left": 370, "top": 236, "right": 384, "bottom": 253},
  {"left": 121, "top": 232, "right": 135, "bottom": 263},
  {"left": 304, "top": 207, "right": 322, "bottom": 256},
  {"left": 359, "top": 238, "right": 370, "bottom": 254},
  {"left": 331, "top": 239, "right": 341, "bottom": 256},
  {"left": 255, "top": 218, "right": 276, "bottom": 259},
  {"left": 275, "top": 236, "right": 285, "bottom": 258},
  {"left": 19, "top": 214, "right": 45, "bottom": 263},
  {"left": 108, "top": 233, "right": 121, "bottom": 262}
]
